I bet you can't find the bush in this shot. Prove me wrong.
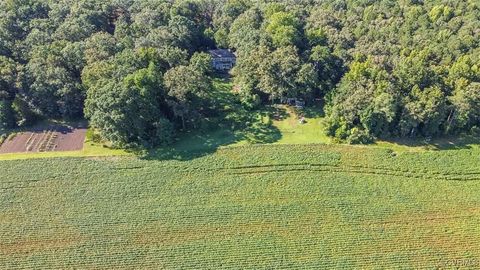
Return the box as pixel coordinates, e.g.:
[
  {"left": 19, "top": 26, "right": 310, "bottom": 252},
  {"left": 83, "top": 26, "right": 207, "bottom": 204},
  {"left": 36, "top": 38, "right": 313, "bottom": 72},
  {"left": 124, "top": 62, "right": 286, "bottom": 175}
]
[
  {"left": 347, "top": 127, "right": 374, "bottom": 144},
  {"left": 471, "top": 126, "right": 480, "bottom": 137},
  {"left": 0, "top": 100, "right": 15, "bottom": 129},
  {"left": 152, "top": 118, "right": 174, "bottom": 146},
  {"left": 7, "top": 132, "right": 17, "bottom": 141},
  {"left": 240, "top": 93, "right": 261, "bottom": 110},
  {"left": 85, "top": 129, "right": 102, "bottom": 143}
]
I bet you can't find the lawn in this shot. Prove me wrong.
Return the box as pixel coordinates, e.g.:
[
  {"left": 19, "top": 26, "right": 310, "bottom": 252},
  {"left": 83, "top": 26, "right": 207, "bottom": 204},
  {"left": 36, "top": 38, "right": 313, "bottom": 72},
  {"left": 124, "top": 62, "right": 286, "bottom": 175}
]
[
  {"left": 1, "top": 77, "right": 479, "bottom": 161},
  {"left": 269, "top": 105, "right": 331, "bottom": 145},
  {"left": 1, "top": 144, "right": 480, "bottom": 269}
]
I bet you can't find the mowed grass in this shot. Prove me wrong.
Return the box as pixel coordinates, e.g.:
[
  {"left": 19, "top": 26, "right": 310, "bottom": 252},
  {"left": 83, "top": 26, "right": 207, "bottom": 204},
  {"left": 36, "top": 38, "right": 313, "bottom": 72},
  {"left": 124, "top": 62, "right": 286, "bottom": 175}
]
[
  {"left": 270, "top": 105, "right": 331, "bottom": 145},
  {"left": 1, "top": 144, "right": 480, "bottom": 269},
  {"left": 1, "top": 77, "right": 478, "bottom": 161}
]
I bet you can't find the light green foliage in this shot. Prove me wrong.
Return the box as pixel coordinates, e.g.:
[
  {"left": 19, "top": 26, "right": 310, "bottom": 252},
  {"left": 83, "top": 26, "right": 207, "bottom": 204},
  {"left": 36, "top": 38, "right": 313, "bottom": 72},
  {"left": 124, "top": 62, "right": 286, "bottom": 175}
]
[
  {"left": 228, "top": 8, "right": 262, "bottom": 53},
  {"left": 1, "top": 145, "right": 480, "bottom": 268},
  {"left": 326, "top": 58, "right": 396, "bottom": 142},
  {"left": 164, "top": 63, "right": 212, "bottom": 129},
  {"left": 429, "top": 5, "right": 454, "bottom": 22},
  {"left": 213, "top": 27, "right": 229, "bottom": 48},
  {"left": 265, "top": 11, "right": 300, "bottom": 47},
  {"left": 0, "top": 0, "right": 478, "bottom": 147},
  {"left": 189, "top": 52, "right": 213, "bottom": 76}
]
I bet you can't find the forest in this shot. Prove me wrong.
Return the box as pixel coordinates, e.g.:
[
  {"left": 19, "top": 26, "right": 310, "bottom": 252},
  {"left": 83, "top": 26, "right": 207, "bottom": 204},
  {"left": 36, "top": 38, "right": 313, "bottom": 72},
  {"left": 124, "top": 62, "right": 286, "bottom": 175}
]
[{"left": 0, "top": 0, "right": 479, "bottom": 146}]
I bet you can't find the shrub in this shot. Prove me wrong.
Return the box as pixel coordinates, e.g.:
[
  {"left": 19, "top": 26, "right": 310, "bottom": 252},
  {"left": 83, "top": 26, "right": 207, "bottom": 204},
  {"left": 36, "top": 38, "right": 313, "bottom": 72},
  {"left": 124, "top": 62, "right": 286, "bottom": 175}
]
[
  {"left": 471, "top": 126, "right": 480, "bottom": 137},
  {"left": 347, "top": 127, "right": 374, "bottom": 144},
  {"left": 86, "top": 128, "right": 102, "bottom": 143},
  {"left": 152, "top": 118, "right": 174, "bottom": 146}
]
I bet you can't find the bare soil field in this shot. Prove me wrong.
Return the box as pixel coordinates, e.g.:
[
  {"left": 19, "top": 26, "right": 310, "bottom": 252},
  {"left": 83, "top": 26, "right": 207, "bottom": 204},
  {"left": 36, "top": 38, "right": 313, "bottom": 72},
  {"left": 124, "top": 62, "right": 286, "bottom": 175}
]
[{"left": 0, "top": 123, "right": 87, "bottom": 154}]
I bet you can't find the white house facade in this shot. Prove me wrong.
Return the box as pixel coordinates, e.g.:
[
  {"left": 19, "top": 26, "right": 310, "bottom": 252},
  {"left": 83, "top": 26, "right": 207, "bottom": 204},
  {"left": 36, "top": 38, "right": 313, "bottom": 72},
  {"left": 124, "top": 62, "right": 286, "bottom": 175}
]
[{"left": 209, "top": 49, "right": 236, "bottom": 71}]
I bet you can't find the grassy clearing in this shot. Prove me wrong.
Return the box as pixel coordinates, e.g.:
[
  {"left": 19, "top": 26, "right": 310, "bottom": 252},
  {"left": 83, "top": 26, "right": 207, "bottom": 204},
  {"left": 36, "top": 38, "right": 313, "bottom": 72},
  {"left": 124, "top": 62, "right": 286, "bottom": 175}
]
[
  {"left": 1, "top": 77, "right": 479, "bottom": 161},
  {"left": 164, "top": 76, "right": 480, "bottom": 155},
  {"left": 1, "top": 144, "right": 480, "bottom": 268},
  {"left": 269, "top": 105, "right": 331, "bottom": 145}
]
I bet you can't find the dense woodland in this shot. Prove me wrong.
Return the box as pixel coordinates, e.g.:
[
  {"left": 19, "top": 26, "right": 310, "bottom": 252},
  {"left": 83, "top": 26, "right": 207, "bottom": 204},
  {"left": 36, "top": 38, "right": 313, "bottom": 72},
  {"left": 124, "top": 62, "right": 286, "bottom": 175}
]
[{"left": 0, "top": 0, "right": 479, "bottom": 146}]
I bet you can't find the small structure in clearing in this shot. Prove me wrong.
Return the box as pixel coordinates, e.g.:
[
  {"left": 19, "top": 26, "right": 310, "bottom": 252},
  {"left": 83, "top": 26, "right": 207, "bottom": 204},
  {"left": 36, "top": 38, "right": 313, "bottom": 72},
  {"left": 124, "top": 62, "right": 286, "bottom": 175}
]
[
  {"left": 209, "top": 49, "right": 236, "bottom": 71},
  {"left": 282, "top": 97, "right": 306, "bottom": 109}
]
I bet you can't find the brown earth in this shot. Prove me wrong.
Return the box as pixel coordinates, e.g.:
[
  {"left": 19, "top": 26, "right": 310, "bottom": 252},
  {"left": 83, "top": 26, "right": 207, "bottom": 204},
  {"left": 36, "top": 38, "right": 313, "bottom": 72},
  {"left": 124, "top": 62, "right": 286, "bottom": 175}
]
[{"left": 0, "top": 123, "right": 87, "bottom": 154}]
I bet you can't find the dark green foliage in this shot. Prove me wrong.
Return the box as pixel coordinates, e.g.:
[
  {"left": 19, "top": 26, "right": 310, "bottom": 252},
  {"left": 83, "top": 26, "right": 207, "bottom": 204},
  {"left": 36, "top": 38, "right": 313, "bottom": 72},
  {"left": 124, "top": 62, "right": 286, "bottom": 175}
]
[
  {"left": 0, "top": 100, "right": 15, "bottom": 129},
  {"left": 0, "top": 0, "right": 478, "bottom": 146},
  {"left": 318, "top": 1, "right": 480, "bottom": 142}
]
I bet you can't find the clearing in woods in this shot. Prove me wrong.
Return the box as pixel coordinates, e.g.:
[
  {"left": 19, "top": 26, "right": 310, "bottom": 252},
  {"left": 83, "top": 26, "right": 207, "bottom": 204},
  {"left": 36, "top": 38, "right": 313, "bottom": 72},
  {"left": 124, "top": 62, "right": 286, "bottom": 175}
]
[{"left": 1, "top": 144, "right": 480, "bottom": 269}]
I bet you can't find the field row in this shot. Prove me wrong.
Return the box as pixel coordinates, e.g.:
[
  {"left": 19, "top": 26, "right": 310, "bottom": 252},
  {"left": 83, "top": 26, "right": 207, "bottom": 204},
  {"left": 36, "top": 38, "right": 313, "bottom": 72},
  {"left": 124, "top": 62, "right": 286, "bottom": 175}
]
[{"left": 1, "top": 145, "right": 480, "bottom": 269}]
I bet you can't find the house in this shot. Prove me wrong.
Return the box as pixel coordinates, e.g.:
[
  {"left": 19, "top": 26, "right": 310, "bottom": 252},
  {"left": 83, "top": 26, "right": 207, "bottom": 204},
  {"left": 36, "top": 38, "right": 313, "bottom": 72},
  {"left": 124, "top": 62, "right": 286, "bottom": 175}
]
[
  {"left": 209, "top": 49, "right": 236, "bottom": 70},
  {"left": 282, "top": 97, "right": 306, "bottom": 109}
]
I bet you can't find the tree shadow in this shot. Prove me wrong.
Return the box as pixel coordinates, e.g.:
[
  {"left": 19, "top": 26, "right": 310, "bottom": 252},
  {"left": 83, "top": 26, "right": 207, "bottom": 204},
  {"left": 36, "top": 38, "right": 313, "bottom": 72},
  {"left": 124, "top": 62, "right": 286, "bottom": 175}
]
[
  {"left": 302, "top": 99, "right": 325, "bottom": 118},
  {"left": 243, "top": 121, "right": 282, "bottom": 144},
  {"left": 143, "top": 107, "right": 283, "bottom": 161},
  {"left": 268, "top": 105, "right": 289, "bottom": 121},
  {"left": 380, "top": 134, "right": 480, "bottom": 151}
]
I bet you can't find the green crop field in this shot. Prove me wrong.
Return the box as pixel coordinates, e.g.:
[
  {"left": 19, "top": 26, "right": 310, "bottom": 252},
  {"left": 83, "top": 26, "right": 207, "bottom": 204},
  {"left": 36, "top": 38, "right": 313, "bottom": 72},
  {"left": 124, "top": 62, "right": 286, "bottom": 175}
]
[{"left": 1, "top": 144, "right": 480, "bottom": 269}]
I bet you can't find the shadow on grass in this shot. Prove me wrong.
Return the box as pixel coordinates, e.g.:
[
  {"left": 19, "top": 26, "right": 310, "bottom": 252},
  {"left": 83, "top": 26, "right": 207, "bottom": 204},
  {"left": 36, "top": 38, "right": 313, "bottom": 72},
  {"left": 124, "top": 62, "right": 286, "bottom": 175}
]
[
  {"left": 302, "top": 100, "right": 325, "bottom": 118},
  {"left": 142, "top": 75, "right": 335, "bottom": 161},
  {"left": 143, "top": 111, "right": 283, "bottom": 161},
  {"left": 380, "top": 134, "right": 480, "bottom": 151}
]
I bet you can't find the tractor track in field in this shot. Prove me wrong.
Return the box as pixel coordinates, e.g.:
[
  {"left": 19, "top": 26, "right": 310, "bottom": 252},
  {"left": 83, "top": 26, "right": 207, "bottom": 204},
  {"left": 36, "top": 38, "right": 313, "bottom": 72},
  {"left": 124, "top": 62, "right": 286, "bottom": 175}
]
[
  {"left": 220, "top": 163, "right": 480, "bottom": 181},
  {"left": 2, "top": 162, "right": 479, "bottom": 192}
]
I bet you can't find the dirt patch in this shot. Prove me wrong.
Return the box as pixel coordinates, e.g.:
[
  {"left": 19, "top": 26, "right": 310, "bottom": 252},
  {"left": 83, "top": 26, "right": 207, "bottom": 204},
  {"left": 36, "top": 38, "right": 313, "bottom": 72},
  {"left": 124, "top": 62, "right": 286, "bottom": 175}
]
[{"left": 0, "top": 123, "right": 87, "bottom": 154}]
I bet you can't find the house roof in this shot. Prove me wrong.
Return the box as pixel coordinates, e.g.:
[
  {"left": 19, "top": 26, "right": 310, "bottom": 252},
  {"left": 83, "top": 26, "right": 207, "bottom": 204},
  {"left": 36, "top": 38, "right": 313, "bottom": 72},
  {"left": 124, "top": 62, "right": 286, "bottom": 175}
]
[{"left": 209, "top": 49, "right": 235, "bottom": 59}]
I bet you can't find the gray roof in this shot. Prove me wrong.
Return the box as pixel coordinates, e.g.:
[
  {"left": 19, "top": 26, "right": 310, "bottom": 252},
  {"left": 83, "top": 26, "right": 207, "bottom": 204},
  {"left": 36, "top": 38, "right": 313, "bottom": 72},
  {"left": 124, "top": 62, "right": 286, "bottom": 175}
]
[{"left": 209, "top": 49, "right": 235, "bottom": 59}]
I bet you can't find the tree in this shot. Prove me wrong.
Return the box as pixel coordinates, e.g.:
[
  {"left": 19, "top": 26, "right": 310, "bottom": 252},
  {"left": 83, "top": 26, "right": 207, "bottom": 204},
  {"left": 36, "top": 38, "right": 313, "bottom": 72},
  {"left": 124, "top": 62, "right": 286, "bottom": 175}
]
[
  {"left": 189, "top": 52, "right": 213, "bottom": 76},
  {"left": 232, "top": 45, "right": 269, "bottom": 108},
  {"left": 0, "top": 56, "right": 17, "bottom": 99},
  {"left": 84, "top": 32, "right": 117, "bottom": 65},
  {"left": 0, "top": 100, "right": 15, "bottom": 129},
  {"left": 447, "top": 82, "right": 480, "bottom": 133},
  {"left": 0, "top": 56, "right": 18, "bottom": 128},
  {"left": 399, "top": 86, "right": 447, "bottom": 137},
  {"left": 168, "top": 15, "right": 200, "bottom": 52},
  {"left": 258, "top": 46, "right": 302, "bottom": 101},
  {"left": 229, "top": 8, "right": 262, "bottom": 53},
  {"left": 164, "top": 65, "right": 211, "bottom": 129},
  {"left": 25, "top": 42, "right": 85, "bottom": 118},
  {"left": 265, "top": 11, "right": 301, "bottom": 48},
  {"left": 85, "top": 60, "right": 173, "bottom": 147},
  {"left": 1, "top": 0, "right": 479, "bottom": 146},
  {"left": 325, "top": 59, "right": 397, "bottom": 141}
]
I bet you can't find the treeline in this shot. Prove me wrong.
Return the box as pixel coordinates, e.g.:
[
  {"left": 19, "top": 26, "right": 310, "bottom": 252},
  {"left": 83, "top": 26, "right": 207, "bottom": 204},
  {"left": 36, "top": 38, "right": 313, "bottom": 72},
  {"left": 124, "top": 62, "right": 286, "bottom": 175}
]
[
  {"left": 317, "top": 0, "right": 480, "bottom": 143},
  {"left": 0, "top": 0, "right": 479, "bottom": 146}
]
